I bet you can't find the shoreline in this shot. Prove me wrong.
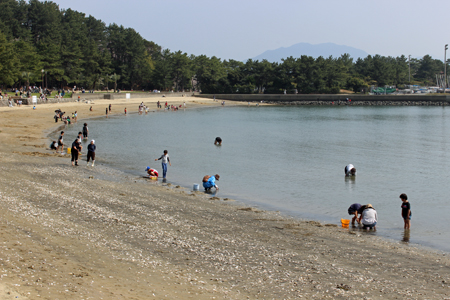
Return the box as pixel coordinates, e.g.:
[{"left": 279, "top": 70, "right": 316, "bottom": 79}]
[{"left": 1, "top": 98, "right": 450, "bottom": 299}]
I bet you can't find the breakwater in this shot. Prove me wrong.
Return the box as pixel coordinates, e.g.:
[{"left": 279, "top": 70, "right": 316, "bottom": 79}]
[{"left": 195, "top": 94, "right": 450, "bottom": 105}]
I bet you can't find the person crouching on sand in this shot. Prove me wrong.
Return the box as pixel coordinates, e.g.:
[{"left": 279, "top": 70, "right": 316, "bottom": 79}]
[{"left": 202, "top": 174, "right": 220, "bottom": 192}]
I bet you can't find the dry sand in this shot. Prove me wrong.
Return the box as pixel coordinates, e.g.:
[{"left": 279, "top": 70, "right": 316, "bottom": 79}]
[{"left": 0, "top": 96, "right": 449, "bottom": 299}]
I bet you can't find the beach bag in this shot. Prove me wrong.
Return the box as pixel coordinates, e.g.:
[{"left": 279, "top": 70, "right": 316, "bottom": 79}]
[{"left": 202, "top": 175, "right": 211, "bottom": 183}]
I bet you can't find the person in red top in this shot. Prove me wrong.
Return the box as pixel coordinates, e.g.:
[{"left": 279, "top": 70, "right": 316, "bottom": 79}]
[{"left": 146, "top": 167, "right": 158, "bottom": 178}]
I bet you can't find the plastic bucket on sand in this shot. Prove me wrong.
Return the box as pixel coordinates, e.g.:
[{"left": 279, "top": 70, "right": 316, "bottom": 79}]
[
  {"left": 67, "top": 147, "right": 71, "bottom": 154},
  {"left": 150, "top": 176, "right": 157, "bottom": 180},
  {"left": 193, "top": 184, "right": 199, "bottom": 191},
  {"left": 341, "top": 218, "right": 350, "bottom": 228}
]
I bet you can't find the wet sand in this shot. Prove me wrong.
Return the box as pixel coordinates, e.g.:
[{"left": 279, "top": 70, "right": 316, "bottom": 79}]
[{"left": 0, "top": 97, "right": 449, "bottom": 299}]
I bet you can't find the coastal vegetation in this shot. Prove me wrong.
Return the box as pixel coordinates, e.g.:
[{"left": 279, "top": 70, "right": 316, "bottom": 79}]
[{"left": 0, "top": 0, "right": 446, "bottom": 93}]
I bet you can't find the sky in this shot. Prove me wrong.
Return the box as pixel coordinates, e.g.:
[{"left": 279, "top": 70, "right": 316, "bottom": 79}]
[{"left": 49, "top": 0, "right": 450, "bottom": 61}]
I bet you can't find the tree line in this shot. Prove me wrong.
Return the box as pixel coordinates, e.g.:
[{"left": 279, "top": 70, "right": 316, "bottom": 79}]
[{"left": 0, "top": 0, "right": 446, "bottom": 94}]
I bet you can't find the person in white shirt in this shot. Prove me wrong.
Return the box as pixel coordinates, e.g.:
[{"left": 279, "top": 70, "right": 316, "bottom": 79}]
[
  {"left": 361, "top": 204, "right": 377, "bottom": 230},
  {"left": 344, "top": 164, "right": 356, "bottom": 176}
]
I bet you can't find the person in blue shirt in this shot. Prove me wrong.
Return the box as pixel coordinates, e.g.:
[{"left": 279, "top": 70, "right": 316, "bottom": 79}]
[
  {"left": 202, "top": 174, "right": 220, "bottom": 192},
  {"left": 347, "top": 203, "right": 362, "bottom": 225}
]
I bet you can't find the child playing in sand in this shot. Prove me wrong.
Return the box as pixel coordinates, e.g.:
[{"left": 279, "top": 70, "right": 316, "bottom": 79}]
[
  {"left": 155, "top": 150, "right": 171, "bottom": 179},
  {"left": 400, "top": 193, "right": 411, "bottom": 229}
]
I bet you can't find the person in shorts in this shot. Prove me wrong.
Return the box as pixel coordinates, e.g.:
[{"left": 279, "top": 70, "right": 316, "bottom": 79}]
[
  {"left": 57, "top": 131, "right": 65, "bottom": 153},
  {"left": 86, "top": 140, "right": 96, "bottom": 167},
  {"left": 400, "top": 193, "right": 411, "bottom": 229}
]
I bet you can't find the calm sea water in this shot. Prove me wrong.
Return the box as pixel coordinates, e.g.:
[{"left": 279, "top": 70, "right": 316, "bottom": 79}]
[{"left": 60, "top": 105, "right": 450, "bottom": 252}]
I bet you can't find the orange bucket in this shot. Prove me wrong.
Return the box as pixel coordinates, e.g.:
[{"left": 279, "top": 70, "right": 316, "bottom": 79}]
[{"left": 341, "top": 218, "right": 350, "bottom": 228}]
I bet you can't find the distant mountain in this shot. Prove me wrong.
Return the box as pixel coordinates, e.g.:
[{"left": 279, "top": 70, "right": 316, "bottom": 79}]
[{"left": 251, "top": 42, "right": 368, "bottom": 62}]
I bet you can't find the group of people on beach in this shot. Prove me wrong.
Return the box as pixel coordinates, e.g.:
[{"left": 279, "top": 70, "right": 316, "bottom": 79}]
[
  {"left": 69, "top": 125, "right": 96, "bottom": 167},
  {"left": 51, "top": 118, "right": 96, "bottom": 167},
  {"left": 345, "top": 164, "right": 411, "bottom": 230}
]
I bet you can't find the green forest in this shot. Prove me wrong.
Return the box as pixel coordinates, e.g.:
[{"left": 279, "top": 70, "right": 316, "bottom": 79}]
[{"left": 0, "top": 0, "right": 447, "bottom": 94}]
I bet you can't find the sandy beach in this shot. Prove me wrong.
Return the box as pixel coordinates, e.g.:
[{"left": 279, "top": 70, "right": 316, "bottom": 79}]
[{"left": 0, "top": 96, "right": 449, "bottom": 299}]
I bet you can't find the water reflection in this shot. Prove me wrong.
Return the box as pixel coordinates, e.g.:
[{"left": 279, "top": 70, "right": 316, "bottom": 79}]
[
  {"left": 402, "top": 229, "right": 410, "bottom": 243},
  {"left": 344, "top": 176, "right": 356, "bottom": 190}
]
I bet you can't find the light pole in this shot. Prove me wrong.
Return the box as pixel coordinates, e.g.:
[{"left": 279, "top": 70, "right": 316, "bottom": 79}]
[
  {"left": 408, "top": 55, "right": 411, "bottom": 84},
  {"left": 445, "top": 44, "right": 448, "bottom": 91},
  {"left": 41, "top": 69, "right": 44, "bottom": 91}
]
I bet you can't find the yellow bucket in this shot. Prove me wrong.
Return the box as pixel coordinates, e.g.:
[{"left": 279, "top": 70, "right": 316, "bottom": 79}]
[
  {"left": 150, "top": 176, "right": 158, "bottom": 180},
  {"left": 341, "top": 218, "right": 350, "bottom": 228},
  {"left": 67, "top": 147, "right": 71, "bottom": 154}
]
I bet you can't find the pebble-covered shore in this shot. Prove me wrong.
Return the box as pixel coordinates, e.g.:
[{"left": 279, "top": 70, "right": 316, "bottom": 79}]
[{"left": 0, "top": 98, "right": 449, "bottom": 299}]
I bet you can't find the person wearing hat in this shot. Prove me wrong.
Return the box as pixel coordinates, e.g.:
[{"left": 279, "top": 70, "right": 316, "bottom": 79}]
[
  {"left": 86, "top": 140, "right": 96, "bottom": 167},
  {"left": 145, "top": 167, "right": 159, "bottom": 178},
  {"left": 361, "top": 204, "right": 377, "bottom": 230},
  {"left": 202, "top": 174, "right": 220, "bottom": 192}
]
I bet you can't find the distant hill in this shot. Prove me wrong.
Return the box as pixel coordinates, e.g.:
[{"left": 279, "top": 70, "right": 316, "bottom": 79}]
[{"left": 251, "top": 42, "right": 368, "bottom": 62}]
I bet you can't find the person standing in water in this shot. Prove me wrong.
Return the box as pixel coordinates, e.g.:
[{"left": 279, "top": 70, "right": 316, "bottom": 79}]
[
  {"left": 214, "top": 137, "right": 222, "bottom": 145},
  {"left": 400, "top": 193, "right": 411, "bottom": 229},
  {"left": 155, "top": 150, "right": 171, "bottom": 179},
  {"left": 86, "top": 140, "right": 96, "bottom": 167},
  {"left": 57, "top": 131, "right": 65, "bottom": 154},
  {"left": 82, "top": 123, "right": 89, "bottom": 139},
  {"left": 71, "top": 138, "right": 81, "bottom": 166}
]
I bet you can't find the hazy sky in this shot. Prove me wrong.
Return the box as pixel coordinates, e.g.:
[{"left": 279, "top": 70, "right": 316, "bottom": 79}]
[{"left": 50, "top": 0, "right": 449, "bottom": 61}]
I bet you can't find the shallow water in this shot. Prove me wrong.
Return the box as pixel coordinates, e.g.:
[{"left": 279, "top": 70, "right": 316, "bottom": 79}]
[{"left": 61, "top": 105, "right": 450, "bottom": 252}]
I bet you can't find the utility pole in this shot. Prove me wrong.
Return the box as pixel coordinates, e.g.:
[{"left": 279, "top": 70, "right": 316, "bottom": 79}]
[
  {"left": 445, "top": 44, "right": 448, "bottom": 91},
  {"left": 408, "top": 55, "right": 411, "bottom": 83}
]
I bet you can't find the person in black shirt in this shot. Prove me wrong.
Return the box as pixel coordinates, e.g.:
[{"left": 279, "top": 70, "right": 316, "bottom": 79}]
[
  {"left": 71, "top": 139, "right": 81, "bottom": 166},
  {"left": 400, "top": 193, "right": 411, "bottom": 229}
]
